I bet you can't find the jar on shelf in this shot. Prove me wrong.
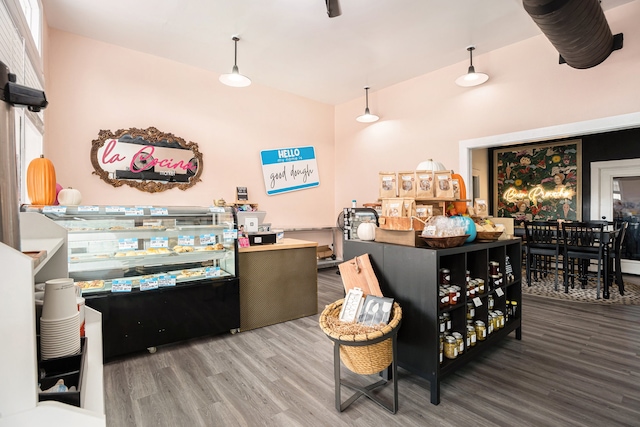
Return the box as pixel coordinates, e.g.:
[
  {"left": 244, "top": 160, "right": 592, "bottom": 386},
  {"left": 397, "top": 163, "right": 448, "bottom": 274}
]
[
  {"left": 439, "top": 288, "right": 449, "bottom": 309},
  {"left": 476, "top": 278, "right": 486, "bottom": 294},
  {"left": 505, "top": 300, "right": 511, "bottom": 322},
  {"left": 510, "top": 300, "right": 518, "bottom": 318},
  {"left": 488, "top": 294, "right": 495, "bottom": 310},
  {"left": 444, "top": 335, "right": 458, "bottom": 359},
  {"left": 489, "top": 312, "right": 499, "bottom": 334},
  {"left": 467, "top": 324, "right": 477, "bottom": 347},
  {"left": 467, "top": 280, "right": 476, "bottom": 298},
  {"left": 493, "top": 273, "right": 503, "bottom": 289},
  {"left": 452, "top": 331, "right": 464, "bottom": 354},
  {"left": 495, "top": 310, "right": 505, "bottom": 329},
  {"left": 440, "top": 268, "right": 451, "bottom": 285},
  {"left": 475, "top": 320, "right": 487, "bottom": 341},
  {"left": 439, "top": 314, "right": 446, "bottom": 333},
  {"left": 448, "top": 286, "right": 458, "bottom": 305},
  {"left": 439, "top": 333, "right": 445, "bottom": 364},
  {"left": 466, "top": 302, "right": 475, "bottom": 320},
  {"left": 443, "top": 312, "right": 452, "bottom": 331},
  {"left": 486, "top": 311, "right": 493, "bottom": 336},
  {"left": 465, "top": 270, "right": 470, "bottom": 284},
  {"left": 489, "top": 261, "right": 500, "bottom": 276}
]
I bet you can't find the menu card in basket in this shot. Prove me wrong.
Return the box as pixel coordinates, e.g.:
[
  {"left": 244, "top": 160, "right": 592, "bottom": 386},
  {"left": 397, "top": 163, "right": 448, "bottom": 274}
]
[{"left": 338, "top": 254, "right": 383, "bottom": 297}]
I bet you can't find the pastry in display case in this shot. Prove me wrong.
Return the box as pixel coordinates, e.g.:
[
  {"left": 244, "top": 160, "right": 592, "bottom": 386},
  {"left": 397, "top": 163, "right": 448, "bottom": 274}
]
[{"left": 23, "top": 205, "right": 240, "bottom": 360}]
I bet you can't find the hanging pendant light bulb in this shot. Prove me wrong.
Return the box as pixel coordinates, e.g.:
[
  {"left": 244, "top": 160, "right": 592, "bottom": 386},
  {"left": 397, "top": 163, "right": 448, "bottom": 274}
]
[
  {"left": 455, "top": 46, "right": 489, "bottom": 87},
  {"left": 219, "top": 36, "right": 251, "bottom": 88},
  {"left": 356, "top": 87, "right": 379, "bottom": 123}
]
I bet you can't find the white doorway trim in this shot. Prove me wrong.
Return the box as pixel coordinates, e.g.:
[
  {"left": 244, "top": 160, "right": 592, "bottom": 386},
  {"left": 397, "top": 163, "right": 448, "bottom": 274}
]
[
  {"left": 591, "top": 159, "right": 640, "bottom": 275},
  {"left": 591, "top": 158, "right": 640, "bottom": 221},
  {"left": 458, "top": 112, "right": 640, "bottom": 200}
]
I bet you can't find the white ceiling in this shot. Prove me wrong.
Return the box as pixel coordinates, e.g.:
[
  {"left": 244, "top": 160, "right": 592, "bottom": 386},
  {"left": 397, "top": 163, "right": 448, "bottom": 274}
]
[{"left": 41, "top": 0, "right": 634, "bottom": 105}]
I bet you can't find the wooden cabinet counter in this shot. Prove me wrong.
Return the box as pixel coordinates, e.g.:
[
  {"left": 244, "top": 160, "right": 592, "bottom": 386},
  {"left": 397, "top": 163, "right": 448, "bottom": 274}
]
[{"left": 239, "top": 238, "right": 318, "bottom": 331}]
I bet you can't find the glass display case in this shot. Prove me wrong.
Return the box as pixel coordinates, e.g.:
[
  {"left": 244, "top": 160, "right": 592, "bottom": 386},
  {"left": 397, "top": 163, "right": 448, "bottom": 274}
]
[{"left": 23, "top": 205, "right": 240, "bottom": 360}]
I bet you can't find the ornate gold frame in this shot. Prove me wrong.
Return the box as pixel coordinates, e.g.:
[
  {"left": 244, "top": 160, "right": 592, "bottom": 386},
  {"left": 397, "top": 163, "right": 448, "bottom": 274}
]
[{"left": 91, "top": 127, "right": 203, "bottom": 193}]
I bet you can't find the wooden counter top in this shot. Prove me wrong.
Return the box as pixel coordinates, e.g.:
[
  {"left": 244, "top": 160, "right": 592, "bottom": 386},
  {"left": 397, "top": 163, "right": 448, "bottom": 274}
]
[{"left": 238, "top": 238, "right": 318, "bottom": 253}]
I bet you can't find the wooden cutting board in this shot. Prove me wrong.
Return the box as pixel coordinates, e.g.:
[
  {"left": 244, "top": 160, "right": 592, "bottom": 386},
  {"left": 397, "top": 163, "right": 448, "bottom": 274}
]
[
  {"left": 338, "top": 254, "right": 383, "bottom": 297},
  {"left": 23, "top": 250, "right": 47, "bottom": 269}
]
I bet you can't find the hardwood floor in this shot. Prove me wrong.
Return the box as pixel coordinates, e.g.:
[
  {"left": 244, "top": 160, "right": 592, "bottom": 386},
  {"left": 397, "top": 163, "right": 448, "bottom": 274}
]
[{"left": 104, "top": 269, "right": 640, "bottom": 426}]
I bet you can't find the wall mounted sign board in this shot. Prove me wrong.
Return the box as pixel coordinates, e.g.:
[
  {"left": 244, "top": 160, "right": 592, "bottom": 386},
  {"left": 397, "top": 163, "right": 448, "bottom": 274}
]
[
  {"left": 260, "top": 146, "right": 319, "bottom": 195},
  {"left": 91, "top": 127, "right": 203, "bottom": 193},
  {"left": 494, "top": 139, "right": 581, "bottom": 223}
]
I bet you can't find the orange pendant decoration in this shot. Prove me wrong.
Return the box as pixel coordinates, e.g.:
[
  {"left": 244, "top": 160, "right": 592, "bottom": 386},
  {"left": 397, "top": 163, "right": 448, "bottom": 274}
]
[{"left": 27, "top": 155, "right": 57, "bottom": 205}]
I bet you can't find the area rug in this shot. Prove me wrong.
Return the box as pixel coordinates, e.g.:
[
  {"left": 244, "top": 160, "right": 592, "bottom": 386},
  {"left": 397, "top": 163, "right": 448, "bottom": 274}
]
[{"left": 522, "top": 272, "right": 640, "bottom": 305}]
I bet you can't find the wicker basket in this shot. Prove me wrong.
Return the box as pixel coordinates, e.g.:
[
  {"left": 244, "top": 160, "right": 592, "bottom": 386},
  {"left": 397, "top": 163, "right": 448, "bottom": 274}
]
[
  {"left": 419, "top": 234, "right": 469, "bottom": 249},
  {"left": 475, "top": 231, "right": 504, "bottom": 242},
  {"left": 319, "top": 299, "right": 402, "bottom": 375}
]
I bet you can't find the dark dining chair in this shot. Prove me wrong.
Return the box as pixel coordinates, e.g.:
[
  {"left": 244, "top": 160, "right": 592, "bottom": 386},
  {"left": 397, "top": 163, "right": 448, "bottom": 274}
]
[
  {"left": 561, "top": 222, "right": 606, "bottom": 298},
  {"left": 524, "top": 221, "right": 560, "bottom": 290},
  {"left": 607, "top": 221, "right": 629, "bottom": 296}
]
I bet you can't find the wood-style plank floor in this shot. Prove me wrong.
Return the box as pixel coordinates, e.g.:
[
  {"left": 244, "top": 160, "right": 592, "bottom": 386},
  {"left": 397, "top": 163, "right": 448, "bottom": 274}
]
[{"left": 104, "top": 269, "right": 640, "bottom": 427}]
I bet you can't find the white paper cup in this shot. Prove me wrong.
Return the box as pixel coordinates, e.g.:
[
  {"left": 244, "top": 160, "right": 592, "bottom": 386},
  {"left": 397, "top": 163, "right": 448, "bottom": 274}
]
[{"left": 42, "top": 278, "right": 78, "bottom": 320}]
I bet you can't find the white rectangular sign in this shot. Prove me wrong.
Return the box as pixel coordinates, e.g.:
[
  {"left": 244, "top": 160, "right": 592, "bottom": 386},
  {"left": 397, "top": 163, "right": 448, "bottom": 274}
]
[{"left": 260, "top": 146, "right": 319, "bottom": 195}]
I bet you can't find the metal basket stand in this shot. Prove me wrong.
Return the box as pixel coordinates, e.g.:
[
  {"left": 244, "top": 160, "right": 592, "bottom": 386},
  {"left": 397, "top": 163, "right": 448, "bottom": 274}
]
[{"left": 325, "top": 323, "right": 401, "bottom": 413}]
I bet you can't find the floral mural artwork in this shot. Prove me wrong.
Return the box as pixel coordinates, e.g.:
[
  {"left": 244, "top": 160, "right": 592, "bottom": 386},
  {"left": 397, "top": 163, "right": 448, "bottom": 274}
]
[{"left": 494, "top": 140, "right": 581, "bottom": 224}]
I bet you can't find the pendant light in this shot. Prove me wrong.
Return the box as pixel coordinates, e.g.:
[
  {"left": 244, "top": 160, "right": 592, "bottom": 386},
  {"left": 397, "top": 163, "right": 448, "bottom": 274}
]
[
  {"left": 455, "top": 46, "right": 489, "bottom": 87},
  {"left": 356, "top": 87, "right": 379, "bottom": 123},
  {"left": 219, "top": 36, "right": 251, "bottom": 88}
]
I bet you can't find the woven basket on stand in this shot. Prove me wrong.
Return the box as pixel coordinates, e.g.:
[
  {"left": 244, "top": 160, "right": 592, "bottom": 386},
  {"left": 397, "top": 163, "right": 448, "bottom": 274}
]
[{"left": 319, "top": 299, "right": 402, "bottom": 375}]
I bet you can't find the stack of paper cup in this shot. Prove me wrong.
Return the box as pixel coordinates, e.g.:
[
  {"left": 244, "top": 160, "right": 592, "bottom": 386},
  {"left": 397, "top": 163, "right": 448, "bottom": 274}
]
[{"left": 40, "top": 278, "right": 81, "bottom": 359}]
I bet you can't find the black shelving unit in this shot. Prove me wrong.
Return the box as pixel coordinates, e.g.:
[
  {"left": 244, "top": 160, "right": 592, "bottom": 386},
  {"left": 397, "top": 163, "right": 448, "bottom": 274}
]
[{"left": 344, "top": 238, "right": 522, "bottom": 405}]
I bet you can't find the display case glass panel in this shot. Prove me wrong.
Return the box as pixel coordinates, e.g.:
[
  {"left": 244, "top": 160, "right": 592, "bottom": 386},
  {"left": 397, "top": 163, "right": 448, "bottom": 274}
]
[{"left": 23, "top": 205, "right": 237, "bottom": 294}]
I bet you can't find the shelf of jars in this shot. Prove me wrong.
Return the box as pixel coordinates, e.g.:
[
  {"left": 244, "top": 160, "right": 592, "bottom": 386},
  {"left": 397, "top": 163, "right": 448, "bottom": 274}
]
[{"left": 343, "top": 237, "right": 522, "bottom": 405}]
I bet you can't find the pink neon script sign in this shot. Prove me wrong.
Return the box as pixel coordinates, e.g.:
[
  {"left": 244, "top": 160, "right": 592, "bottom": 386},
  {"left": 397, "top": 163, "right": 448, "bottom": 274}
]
[{"left": 101, "top": 139, "right": 197, "bottom": 173}]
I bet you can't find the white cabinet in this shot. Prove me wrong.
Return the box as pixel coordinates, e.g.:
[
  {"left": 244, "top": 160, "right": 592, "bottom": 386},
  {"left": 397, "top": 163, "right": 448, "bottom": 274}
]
[{"left": 0, "top": 213, "right": 105, "bottom": 426}]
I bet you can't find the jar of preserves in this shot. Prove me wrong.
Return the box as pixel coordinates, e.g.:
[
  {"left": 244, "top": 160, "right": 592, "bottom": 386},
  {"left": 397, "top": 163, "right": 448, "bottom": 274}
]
[
  {"left": 466, "top": 302, "right": 475, "bottom": 320},
  {"left": 440, "top": 268, "right": 451, "bottom": 285},
  {"left": 486, "top": 311, "right": 494, "bottom": 336},
  {"left": 448, "top": 286, "right": 457, "bottom": 305},
  {"left": 494, "top": 273, "right": 503, "bottom": 289},
  {"left": 439, "top": 289, "right": 449, "bottom": 309},
  {"left": 465, "top": 270, "right": 470, "bottom": 284},
  {"left": 443, "top": 312, "right": 452, "bottom": 331},
  {"left": 467, "top": 324, "right": 477, "bottom": 346},
  {"left": 505, "top": 300, "right": 511, "bottom": 321},
  {"left": 452, "top": 331, "right": 464, "bottom": 354},
  {"left": 439, "top": 314, "right": 446, "bottom": 333},
  {"left": 475, "top": 320, "right": 487, "bottom": 341},
  {"left": 467, "top": 280, "right": 476, "bottom": 297},
  {"left": 488, "top": 294, "right": 495, "bottom": 310},
  {"left": 489, "top": 261, "right": 500, "bottom": 276},
  {"left": 444, "top": 335, "right": 458, "bottom": 359},
  {"left": 439, "top": 333, "right": 444, "bottom": 364},
  {"left": 489, "top": 312, "right": 498, "bottom": 333},
  {"left": 476, "top": 279, "right": 486, "bottom": 294},
  {"left": 495, "top": 310, "right": 505, "bottom": 329},
  {"left": 510, "top": 300, "right": 518, "bottom": 318}
]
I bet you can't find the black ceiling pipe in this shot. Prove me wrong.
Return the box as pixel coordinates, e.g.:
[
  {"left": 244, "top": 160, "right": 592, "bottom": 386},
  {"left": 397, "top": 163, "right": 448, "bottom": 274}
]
[{"left": 523, "top": 0, "right": 621, "bottom": 69}]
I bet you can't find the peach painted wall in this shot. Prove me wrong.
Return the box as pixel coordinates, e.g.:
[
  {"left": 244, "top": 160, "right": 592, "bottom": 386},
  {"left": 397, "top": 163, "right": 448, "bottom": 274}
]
[
  {"left": 334, "top": 2, "right": 640, "bottom": 211},
  {"left": 44, "top": 29, "right": 335, "bottom": 229}
]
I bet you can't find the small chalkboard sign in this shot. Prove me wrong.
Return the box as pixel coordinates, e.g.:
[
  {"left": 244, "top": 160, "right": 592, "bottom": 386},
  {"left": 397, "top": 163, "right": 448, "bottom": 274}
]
[{"left": 236, "top": 187, "right": 248, "bottom": 201}]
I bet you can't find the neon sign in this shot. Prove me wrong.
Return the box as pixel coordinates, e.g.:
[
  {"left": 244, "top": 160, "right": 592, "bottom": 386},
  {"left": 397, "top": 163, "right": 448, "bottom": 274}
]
[{"left": 503, "top": 185, "right": 574, "bottom": 205}]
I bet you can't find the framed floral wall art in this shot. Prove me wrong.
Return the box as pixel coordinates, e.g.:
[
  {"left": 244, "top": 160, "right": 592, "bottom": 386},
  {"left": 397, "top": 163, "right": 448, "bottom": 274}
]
[{"left": 494, "top": 140, "right": 581, "bottom": 224}]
